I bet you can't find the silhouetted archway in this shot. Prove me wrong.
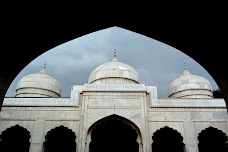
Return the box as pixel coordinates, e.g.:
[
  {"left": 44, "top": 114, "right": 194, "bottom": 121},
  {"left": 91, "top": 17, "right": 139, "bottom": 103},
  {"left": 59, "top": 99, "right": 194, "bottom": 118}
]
[
  {"left": 89, "top": 115, "right": 140, "bottom": 152},
  {"left": 43, "top": 125, "right": 76, "bottom": 152},
  {"left": 152, "top": 126, "right": 185, "bottom": 152},
  {"left": 0, "top": 124, "right": 31, "bottom": 152},
  {"left": 198, "top": 126, "right": 228, "bottom": 152},
  {"left": 1, "top": 19, "right": 228, "bottom": 112}
]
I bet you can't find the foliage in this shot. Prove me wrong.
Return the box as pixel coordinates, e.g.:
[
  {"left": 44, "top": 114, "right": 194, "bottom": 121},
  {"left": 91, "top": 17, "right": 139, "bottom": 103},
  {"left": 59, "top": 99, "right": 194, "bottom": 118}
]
[{"left": 213, "top": 89, "right": 223, "bottom": 98}]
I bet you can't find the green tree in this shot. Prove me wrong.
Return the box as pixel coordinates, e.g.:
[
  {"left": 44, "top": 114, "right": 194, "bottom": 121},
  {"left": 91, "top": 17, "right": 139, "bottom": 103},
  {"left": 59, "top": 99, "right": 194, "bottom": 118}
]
[{"left": 213, "top": 89, "right": 224, "bottom": 98}]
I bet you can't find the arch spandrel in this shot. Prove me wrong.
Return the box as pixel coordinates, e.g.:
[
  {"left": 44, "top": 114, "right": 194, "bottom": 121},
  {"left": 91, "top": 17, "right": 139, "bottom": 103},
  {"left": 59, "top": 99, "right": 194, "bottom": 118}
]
[
  {"left": 0, "top": 124, "right": 31, "bottom": 141},
  {"left": 43, "top": 125, "right": 77, "bottom": 152},
  {"left": 85, "top": 114, "right": 143, "bottom": 152},
  {"left": 152, "top": 126, "right": 186, "bottom": 152},
  {"left": 150, "top": 124, "right": 186, "bottom": 143},
  {"left": 198, "top": 126, "right": 228, "bottom": 140},
  {"left": 198, "top": 126, "right": 228, "bottom": 152},
  {"left": 86, "top": 114, "right": 142, "bottom": 135},
  {"left": 195, "top": 124, "right": 228, "bottom": 137},
  {"left": 0, "top": 122, "right": 34, "bottom": 135},
  {"left": 0, "top": 124, "right": 31, "bottom": 152},
  {"left": 43, "top": 122, "right": 77, "bottom": 137}
]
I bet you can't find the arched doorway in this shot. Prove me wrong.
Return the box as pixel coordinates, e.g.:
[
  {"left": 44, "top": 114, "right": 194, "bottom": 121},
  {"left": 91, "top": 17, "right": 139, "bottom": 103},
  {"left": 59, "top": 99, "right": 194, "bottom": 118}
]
[
  {"left": 198, "top": 126, "right": 228, "bottom": 152},
  {"left": 43, "top": 125, "right": 76, "bottom": 152},
  {"left": 152, "top": 126, "right": 185, "bottom": 152},
  {"left": 88, "top": 115, "right": 141, "bottom": 152},
  {"left": 0, "top": 124, "right": 31, "bottom": 152}
]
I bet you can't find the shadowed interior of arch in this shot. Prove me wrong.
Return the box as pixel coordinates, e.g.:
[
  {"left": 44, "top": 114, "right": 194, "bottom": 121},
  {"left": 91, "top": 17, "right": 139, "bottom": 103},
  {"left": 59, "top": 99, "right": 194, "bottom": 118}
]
[
  {"left": 198, "top": 126, "right": 228, "bottom": 152},
  {"left": 89, "top": 115, "right": 139, "bottom": 152},
  {"left": 0, "top": 124, "right": 31, "bottom": 152},
  {"left": 152, "top": 126, "right": 185, "bottom": 152},
  {"left": 43, "top": 125, "right": 76, "bottom": 152}
]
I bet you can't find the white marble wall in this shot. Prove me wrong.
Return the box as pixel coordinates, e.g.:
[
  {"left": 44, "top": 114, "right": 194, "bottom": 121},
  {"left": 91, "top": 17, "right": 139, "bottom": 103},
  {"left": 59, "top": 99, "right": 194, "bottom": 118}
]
[
  {"left": 0, "top": 107, "right": 81, "bottom": 152},
  {"left": 78, "top": 91, "right": 147, "bottom": 152},
  {"left": 0, "top": 84, "right": 227, "bottom": 152},
  {"left": 147, "top": 107, "right": 228, "bottom": 152}
]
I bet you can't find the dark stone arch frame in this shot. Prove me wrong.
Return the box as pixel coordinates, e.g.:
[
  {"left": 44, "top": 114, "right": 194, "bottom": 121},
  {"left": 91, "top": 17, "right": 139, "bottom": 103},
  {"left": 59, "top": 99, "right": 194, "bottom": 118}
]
[{"left": 1, "top": 20, "right": 228, "bottom": 112}]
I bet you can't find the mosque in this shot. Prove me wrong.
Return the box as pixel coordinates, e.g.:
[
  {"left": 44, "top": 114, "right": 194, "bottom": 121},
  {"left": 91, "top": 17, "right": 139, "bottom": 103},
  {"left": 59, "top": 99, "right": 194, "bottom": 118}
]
[{"left": 0, "top": 52, "right": 227, "bottom": 152}]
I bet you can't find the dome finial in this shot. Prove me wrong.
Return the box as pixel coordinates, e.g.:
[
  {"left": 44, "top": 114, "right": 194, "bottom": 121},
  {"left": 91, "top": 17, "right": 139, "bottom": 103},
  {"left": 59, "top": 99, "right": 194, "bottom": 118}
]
[
  {"left": 184, "top": 61, "right": 187, "bottom": 70},
  {"left": 114, "top": 49, "right": 116, "bottom": 58},
  {"left": 183, "top": 61, "right": 190, "bottom": 75},
  {"left": 112, "top": 49, "right": 118, "bottom": 62},
  {"left": 43, "top": 61, "right": 46, "bottom": 70},
  {"left": 40, "top": 61, "right": 47, "bottom": 74}
]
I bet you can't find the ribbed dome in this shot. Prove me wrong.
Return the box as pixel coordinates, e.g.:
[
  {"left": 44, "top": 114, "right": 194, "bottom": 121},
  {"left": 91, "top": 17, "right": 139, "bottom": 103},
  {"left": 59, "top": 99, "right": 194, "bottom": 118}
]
[
  {"left": 168, "top": 69, "right": 213, "bottom": 98},
  {"left": 16, "top": 68, "right": 61, "bottom": 97},
  {"left": 88, "top": 56, "right": 140, "bottom": 84}
]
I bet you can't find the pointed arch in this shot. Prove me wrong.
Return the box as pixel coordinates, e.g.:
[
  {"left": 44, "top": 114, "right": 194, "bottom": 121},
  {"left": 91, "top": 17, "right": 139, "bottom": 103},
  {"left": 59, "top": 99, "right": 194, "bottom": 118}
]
[
  {"left": 0, "top": 124, "right": 31, "bottom": 152},
  {"left": 87, "top": 114, "right": 142, "bottom": 152},
  {"left": 152, "top": 126, "right": 185, "bottom": 152},
  {"left": 88, "top": 114, "right": 141, "bottom": 136},
  {"left": 1, "top": 23, "right": 228, "bottom": 112},
  {"left": 43, "top": 125, "right": 76, "bottom": 152},
  {"left": 198, "top": 126, "right": 228, "bottom": 152}
]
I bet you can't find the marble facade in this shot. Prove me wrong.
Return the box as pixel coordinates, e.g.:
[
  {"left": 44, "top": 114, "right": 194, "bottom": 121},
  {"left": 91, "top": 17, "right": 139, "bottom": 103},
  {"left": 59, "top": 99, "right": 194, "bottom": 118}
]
[{"left": 1, "top": 84, "right": 227, "bottom": 152}]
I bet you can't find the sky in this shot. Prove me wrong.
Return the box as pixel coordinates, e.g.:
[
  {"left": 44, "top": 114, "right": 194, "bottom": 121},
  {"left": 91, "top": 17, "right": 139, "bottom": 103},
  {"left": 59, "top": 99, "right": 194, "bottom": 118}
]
[{"left": 5, "top": 26, "right": 219, "bottom": 98}]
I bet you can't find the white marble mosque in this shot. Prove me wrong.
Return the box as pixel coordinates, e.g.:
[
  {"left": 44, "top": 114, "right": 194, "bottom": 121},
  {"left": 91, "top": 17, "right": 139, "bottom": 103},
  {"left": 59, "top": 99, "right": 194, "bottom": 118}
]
[{"left": 0, "top": 52, "right": 227, "bottom": 152}]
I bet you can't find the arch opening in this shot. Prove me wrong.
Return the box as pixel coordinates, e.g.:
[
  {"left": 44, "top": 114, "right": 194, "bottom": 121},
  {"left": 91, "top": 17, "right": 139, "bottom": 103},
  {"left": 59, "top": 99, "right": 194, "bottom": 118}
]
[
  {"left": 0, "top": 124, "right": 31, "bottom": 152},
  {"left": 1, "top": 25, "right": 228, "bottom": 112},
  {"left": 152, "top": 126, "right": 185, "bottom": 152},
  {"left": 88, "top": 115, "right": 140, "bottom": 152},
  {"left": 43, "top": 125, "right": 76, "bottom": 152},
  {"left": 198, "top": 126, "right": 228, "bottom": 152}
]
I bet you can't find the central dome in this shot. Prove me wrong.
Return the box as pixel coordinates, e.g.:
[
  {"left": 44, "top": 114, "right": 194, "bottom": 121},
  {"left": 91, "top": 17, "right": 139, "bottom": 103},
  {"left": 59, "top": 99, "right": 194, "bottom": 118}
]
[{"left": 88, "top": 56, "right": 140, "bottom": 84}]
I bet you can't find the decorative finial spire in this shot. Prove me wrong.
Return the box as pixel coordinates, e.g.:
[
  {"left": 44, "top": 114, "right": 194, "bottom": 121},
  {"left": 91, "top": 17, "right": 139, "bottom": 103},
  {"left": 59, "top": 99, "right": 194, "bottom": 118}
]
[
  {"left": 43, "top": 61, "right": 46, "bottom": 70},
  {"left": 114, "top": 49, "right": 116, "bottom": 58},
  {"left": 40, "top": 61, "right": 47, "bottom": 74},
  {"left": 184, "top": 61, "right": 187, "bottom": 71},
  {"left": 183, "top": 61, "right": 190, "bottom": 75},
  {"left": 112, "top": 49, "right": 118, "bottom": 62}
]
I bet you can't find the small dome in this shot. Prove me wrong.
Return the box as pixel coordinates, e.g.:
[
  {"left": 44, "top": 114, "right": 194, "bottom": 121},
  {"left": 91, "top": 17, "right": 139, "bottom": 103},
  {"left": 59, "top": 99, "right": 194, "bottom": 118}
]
[
  {"left": 16, "top": 68, "right": 61, "bottom": 97},
  {"left": 168, "top": 69, "right": 213, "bottom": 98},
  {"left": 88, "top": 56, "right": 140, "bottom": 84}
]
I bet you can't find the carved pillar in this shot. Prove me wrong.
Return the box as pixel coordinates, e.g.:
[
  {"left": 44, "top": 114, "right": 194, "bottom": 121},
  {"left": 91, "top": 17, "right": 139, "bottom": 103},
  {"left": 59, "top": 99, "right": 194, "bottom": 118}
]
[
  {"left": 139, "top": 143, "right": 143, "bottom": 152},
  {"left": 183, "top": 121, "right": 198, "bottom": 152},
  {"left": 29, "top": 119, "right": 45, "bottom": 152},
  {"left": 78, "top": 93, "right": 88, "bottom": 152},
  {"left": 137, "top": 135, "right": 143, "bottom": 152},
  {"left": 85, "top": 133, "right": 91, "bottom": 152}
]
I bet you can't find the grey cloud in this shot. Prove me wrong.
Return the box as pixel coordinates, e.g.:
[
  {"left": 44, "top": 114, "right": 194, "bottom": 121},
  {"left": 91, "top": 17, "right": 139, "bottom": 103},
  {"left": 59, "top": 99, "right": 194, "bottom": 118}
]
[{"left": 5, "top": 27, "right": 219, "bottom": 98}]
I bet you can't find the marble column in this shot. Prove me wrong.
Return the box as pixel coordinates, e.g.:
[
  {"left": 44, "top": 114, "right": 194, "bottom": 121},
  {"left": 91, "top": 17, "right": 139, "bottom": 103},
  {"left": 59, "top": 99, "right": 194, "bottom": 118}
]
[
  {"left": 183, "top": 120, "right": 198, "bottom": 152},
  {"left": 29, "top": 119, "right": 45, "bottom": 152},
  {"left": 85, "top": 133, "right": 91, "bottom": 152},
  {"left": 137, "top": 135, "right": 143, "bottom": 152}
]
